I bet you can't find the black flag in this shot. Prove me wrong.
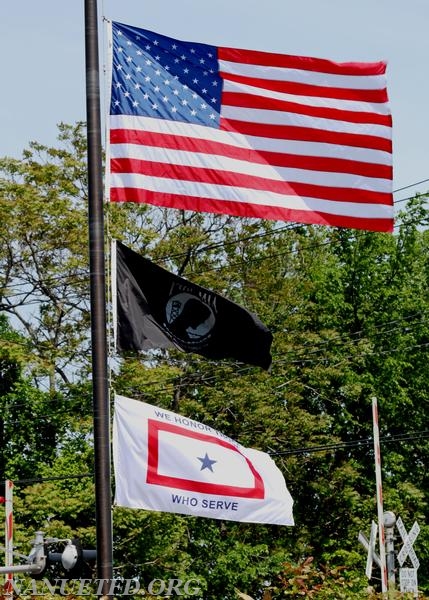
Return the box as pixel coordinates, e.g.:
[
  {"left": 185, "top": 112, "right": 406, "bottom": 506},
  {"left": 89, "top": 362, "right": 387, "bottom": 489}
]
[{"left": 114, "top": 242, "right": 272, "bottom": 370}]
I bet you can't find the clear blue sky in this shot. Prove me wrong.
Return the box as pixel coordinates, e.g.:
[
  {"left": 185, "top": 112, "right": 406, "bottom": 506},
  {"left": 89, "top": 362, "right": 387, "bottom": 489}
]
[{"left": 2, "top": 0, "right": 428, "bottom": 202}]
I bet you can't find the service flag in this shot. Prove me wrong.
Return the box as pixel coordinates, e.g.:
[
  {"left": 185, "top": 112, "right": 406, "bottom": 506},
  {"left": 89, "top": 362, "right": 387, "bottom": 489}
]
[
  {"left": 107, "top": 21, "right": 393, "bottom": 232},
  {"left": 113, "top": 394, "right": 294, "bottom": 525},
  {"left": 113, "top": 241, "right": 272, "bottom": 369}
]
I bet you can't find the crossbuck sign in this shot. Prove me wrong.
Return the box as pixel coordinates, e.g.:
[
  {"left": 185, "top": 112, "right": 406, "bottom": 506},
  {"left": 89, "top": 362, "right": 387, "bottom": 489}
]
[
  {"left": 396, "top": 516, "right": 419, "bottom": 596},
  {"left": 396, "top": 517, "right": 420, "bottom": 569},
  {"left": 359, "top": 515, "right": 420, "bottom": 596},
  {"left": 358, "top": 521, "right": 381, "bottom": 579}
]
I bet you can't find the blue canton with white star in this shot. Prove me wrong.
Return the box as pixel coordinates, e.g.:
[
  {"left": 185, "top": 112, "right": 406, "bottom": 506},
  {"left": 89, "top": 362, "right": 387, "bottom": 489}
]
[{"left": 111, "top": 22, "right": 222, "bottom": 128}]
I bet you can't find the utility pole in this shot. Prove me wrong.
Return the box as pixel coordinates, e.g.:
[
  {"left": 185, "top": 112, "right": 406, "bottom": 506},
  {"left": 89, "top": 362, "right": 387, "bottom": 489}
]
[{"left": 372, "top": 397, "right": 388, "bottom": 594}]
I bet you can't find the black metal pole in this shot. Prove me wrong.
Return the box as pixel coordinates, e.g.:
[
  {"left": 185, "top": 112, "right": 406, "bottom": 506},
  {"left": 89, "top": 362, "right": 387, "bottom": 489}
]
[{"left": 84, "top": 0, "right": 113, "bottom": 595}]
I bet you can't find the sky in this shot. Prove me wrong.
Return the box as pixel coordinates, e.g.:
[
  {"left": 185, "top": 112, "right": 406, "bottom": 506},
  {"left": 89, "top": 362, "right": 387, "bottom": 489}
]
[{"left": 2, "top": 0, "right": 429, "bottom": 204}]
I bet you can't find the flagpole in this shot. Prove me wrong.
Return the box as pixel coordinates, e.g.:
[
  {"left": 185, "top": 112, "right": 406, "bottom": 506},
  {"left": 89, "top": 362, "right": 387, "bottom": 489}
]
[{"left": 84, "top": 0, "right": 113, "bottom": 595}]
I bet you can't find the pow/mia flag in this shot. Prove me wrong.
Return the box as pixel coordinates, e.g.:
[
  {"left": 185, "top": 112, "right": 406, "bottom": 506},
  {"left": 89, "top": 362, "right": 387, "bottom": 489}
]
[{"left": 113, "top": 241, "right": 272, "bottom": 370}]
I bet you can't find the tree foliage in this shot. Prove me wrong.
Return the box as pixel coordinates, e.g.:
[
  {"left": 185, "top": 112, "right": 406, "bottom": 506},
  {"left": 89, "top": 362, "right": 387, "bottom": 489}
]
[{"left": 0, "top": 124, "right": 429, "bottom": 598}]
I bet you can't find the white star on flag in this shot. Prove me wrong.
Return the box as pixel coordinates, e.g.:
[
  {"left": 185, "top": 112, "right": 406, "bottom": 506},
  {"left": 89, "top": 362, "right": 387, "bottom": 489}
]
[{"left": 108, "top": 21, "right": 393, "bottom": 233}]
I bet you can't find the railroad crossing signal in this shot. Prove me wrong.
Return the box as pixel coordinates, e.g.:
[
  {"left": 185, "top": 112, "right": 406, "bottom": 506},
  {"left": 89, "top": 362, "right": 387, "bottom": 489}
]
[
  {"left": 359, "top": 515, "right": 420, "bottom": 597},
  {"left": 358, "top": 521, "right": 382, "bottom": 579},
  {"left": 396, "top": 517, "right": 420, "bottom": 598},
  {"left": 396, "top": 517, "right": 420, "bottom": 569},
  {"left": 0, "top": 532, "right": 96, "bottom": 578}
]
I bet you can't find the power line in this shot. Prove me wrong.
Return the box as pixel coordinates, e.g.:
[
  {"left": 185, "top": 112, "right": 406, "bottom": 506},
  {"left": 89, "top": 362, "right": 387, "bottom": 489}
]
[
  {"left": 9, "top": 473, "right": 93, "bottom": 486},
  {"left": 7, "top": 428, "right": 429, "bottom": 488},
  {"left": 3, "top": 334, "right": 429, "bottom": 420},
  {"left": 1, "top": 310, "right": 428, "bottom": 410},
  {"left": 1, "top": 182, "right": 428, "bottom": 298},
  {"left": 1, "top": 182, "right": 427, "bottom": 399},
  {"left": 393, "top": 178, "right": 429, "bottom": 194},
  {"left": 3, "top": 205, "right": 426, "bottom": 301},
  {"left": 270, "top": 430, "right": 429, "bottom": 457}
]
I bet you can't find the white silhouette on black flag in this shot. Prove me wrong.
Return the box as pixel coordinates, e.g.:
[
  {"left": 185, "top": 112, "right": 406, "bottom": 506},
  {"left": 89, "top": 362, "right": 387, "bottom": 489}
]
[{"left": 113, "top": 241, "right": 272, "bottom": 369}]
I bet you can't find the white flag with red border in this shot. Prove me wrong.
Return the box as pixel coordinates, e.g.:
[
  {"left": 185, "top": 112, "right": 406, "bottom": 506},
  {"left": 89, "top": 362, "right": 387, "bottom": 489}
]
[{"left": 113, "top": 394, "right": 294, "bottom": 525}]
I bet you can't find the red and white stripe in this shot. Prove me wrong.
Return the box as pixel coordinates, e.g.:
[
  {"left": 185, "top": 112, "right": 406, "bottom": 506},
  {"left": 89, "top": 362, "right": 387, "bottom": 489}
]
[
  {"left": 372, "top": 398, "right": 388, "bottom": 593},
  {"left": 109, "top": 45, "right": 393, "bottom": 232},
  {"left": 4, "top": 480, "right": 13, "bottom": 597}
]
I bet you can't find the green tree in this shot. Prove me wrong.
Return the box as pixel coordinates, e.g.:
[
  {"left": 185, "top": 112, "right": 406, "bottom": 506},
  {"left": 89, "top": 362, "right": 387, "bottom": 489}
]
[{"left": 1, "top": 123, "right": 429, "bottom": 599}]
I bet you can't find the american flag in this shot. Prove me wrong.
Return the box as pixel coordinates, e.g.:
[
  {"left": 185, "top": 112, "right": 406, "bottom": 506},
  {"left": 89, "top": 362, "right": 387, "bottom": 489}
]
[{"left": 108, "top": 21, "right": 393, "bottom": 232}]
